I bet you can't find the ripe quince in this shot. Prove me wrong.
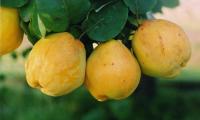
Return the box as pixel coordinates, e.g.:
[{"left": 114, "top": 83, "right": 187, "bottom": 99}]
[
  {"left": 0, "top": 7, "right": 23, "bottom": 56},
  {"left": 132, "top": 19, "right": 191, "bottom": 78},
  {"left": 85, "top": 40, "right": 141, "bottom": 101},
  {"left": 25, "top": 32, "right": 86, "bottom": 96}
]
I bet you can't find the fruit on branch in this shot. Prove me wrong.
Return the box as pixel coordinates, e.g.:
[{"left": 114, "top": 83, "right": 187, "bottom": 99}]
[
  {"left": 85, "top": 40, "right": 141, "bottom": 101},
  {"left": 132, "top": 19, "right": 191, "bottom": 78},
  {"left": 25, "top": 32, "right": 86, "bottom": 96},
  {"left": 0, "top": 7, "right": 23, "bottom": 56}
]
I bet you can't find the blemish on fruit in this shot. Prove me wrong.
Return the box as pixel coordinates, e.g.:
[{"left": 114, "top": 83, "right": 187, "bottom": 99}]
[
  {"left": 97, "top": 95, "right": 108, "bottom": 102},
  {"left": 159, "top": 37, "right": 165, "bottom": 55},
  {"left": 159, "top": 35, "right": 162, "bottom": 40}
]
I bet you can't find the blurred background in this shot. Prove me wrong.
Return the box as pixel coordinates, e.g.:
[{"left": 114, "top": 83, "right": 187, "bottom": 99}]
[{"left": 0, "top": 0, "right": 200, "bottom": 119}]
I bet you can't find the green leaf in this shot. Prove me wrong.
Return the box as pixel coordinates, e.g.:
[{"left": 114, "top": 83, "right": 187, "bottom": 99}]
[
  {"left": 152, "top": 0, "right": 163, "bottom": 13},
  {"left": 38, "top": 15, "right": 46, "bottom": 37},
  {"left": 123, "top": 0, "right": 157, "bottom": 14},
  {"left": 65, "top": 0, "right": 91, "bottom": 24},
  {"left": 20, "top": 21, "right": 38, "bottom": 44},
  {"left": 0, "top": 0, "right": 28, "bottom": 8},
  {"left": 29, "top": 10, "right": 43, "bottom": 38},
  {"left": 36, "top": 0, "right": 69, "bottom": 32},
  {"left": 19, "top": 0, "right": 70, "bottom": 44},
  {"left": 20, "top": 1, "right": 46, "bottom": 38},
  {"left": 82, "top": 1, "right": 128, "bottom": 41},
  {"left": 161, "top": 0, "right": 179, "bottom": 8},
  {"left": 19, "top": 0, "right": 35, "bottom": 22},
  {"left": 20, "top": 0, "right": 69, "bottom": 32},
  {"left": 152, "top": 0, "right": 180, "bottom": 13}
]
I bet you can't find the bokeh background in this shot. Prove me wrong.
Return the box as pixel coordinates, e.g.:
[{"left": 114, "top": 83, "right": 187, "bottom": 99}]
[{"left": 0, "top": 0, "right": 200, "bottom": 119}]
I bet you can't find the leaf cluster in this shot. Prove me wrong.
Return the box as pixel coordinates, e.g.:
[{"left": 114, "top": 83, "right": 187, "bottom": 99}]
[{"left": 1, "top": 0, "right": 180, "bottom": 55}]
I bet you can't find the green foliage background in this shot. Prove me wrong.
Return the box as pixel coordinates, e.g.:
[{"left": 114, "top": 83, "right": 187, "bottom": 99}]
[{"left": 1, "top": 75, "right": 200, "bottom": 120}]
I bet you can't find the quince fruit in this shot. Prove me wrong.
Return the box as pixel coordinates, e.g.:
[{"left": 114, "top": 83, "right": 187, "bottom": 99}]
[
  {"left": 85, "top": 40, "right": 141, "bottom": 101},
  {"left": 25, "top": 32, "right": 86, "bottom": 96},
  {"left": 132, "top": 19, "right": 191, "bottom": 78},
  {"left": 0, "top": 7, "right": 23, "bottom": 56}
]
